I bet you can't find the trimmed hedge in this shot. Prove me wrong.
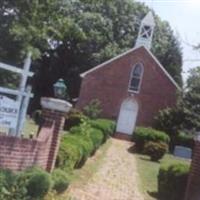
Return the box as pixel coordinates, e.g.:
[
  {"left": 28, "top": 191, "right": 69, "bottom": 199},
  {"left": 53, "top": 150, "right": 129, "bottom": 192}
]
[
  {"left": 52, "top": 169, "right": 70, "bottom": 193},
  {"left": 90, "top": 119, "right": 116, "bottom": 139},
  {"left": 21, "top": 167, "right": 52, "bottom": 199},
  {"left": 158, "top": 163, "right": 190, "bottom": 200},
  {"left": 144, "top": 141, "right": 168, "bottom": 161},
  {"left": 133, "top": 127, "right": 170, "bottom": 152},
  {"left": 56, "top": 118, "right": 115, "bottom": 171}
]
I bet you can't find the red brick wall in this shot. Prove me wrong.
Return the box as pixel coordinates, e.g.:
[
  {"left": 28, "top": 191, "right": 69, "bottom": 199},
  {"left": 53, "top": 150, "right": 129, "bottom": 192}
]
[
  {"left": 0, "top": 108, "right": 65, "bottom": 172},
  {"left": 185, "top": 140, "right": 200, "bottom": 200},
  {"left": 76, "top": 47, "right": 177, "bottom": 126}
]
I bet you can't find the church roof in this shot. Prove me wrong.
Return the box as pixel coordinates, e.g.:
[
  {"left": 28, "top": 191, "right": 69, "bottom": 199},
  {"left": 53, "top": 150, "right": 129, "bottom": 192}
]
[{"left": 80, "top": 46, "right": 181, "bottom": 90}]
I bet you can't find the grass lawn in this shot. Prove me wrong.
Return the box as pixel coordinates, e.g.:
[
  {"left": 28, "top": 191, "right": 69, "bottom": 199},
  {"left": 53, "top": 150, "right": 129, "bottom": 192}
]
[{"left": 135, "top": 153, "right": 190, "bottom": 200}]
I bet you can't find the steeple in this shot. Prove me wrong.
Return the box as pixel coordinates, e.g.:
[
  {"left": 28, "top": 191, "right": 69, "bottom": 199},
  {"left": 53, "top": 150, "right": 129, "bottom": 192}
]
[{"left": 135, "top": 11, "right": 155, "bottom": 50}]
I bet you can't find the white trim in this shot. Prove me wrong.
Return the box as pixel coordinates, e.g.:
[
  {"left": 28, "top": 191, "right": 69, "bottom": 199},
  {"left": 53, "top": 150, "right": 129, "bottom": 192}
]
[
  {"left": 0, "top": 62, "right": 33, "bottom": 77},
  {"left": 80, "top": 46, "right": 181, "bottom": 90},
  {"left": 0, "top": 86, "right": 33, "bottom": 97},
  {"left": 145, "top": 48, "right": 181, "bottom": 91},
  {"left": 80, "top": 47, "right": 139, "bottom": 77}
]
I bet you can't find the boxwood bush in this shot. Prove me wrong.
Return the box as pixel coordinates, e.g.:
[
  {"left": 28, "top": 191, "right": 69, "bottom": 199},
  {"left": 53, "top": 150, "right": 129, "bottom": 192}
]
[
  {"left": 90, "top": 119, "right": 116, "bottom": 140},
  {"left": 51, "top": 169, "right": 70, "bottom": 193},
  {"left": 56, "top": 118, "right": 115, "bottom": 171},
  {"left": 133, "top": 127, "right": 170, "bottom": 152},
  {"left": 144, "top": 141, "right": 168, "bottom": 161},
  {"left": 21, "top": 167, "right": 52, "bottom": 199},
  {"left": 158, "top": 163, "right": 190, "bottom": 200}
]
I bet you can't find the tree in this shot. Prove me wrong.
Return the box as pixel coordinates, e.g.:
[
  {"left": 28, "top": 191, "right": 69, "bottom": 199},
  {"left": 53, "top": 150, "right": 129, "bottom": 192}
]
[
  {"left": 0, "top": 0, "right": 183, "bottom": 111},
  {"left": 155, "top": 66, "right": 200, "bottom": 135}
]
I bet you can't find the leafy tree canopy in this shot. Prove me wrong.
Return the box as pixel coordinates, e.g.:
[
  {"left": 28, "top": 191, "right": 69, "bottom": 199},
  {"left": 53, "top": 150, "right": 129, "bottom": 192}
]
[{"left": 0, "top": 0, "right": 183, "bottom": 111}]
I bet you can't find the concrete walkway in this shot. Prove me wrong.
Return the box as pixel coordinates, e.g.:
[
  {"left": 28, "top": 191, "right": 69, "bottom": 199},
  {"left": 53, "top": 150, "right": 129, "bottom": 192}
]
[{"left": 67, "top": 138, "right": 144, "bottom": 200}]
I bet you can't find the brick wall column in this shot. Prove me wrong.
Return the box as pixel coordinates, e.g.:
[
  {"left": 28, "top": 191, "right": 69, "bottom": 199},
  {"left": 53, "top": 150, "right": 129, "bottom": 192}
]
[
  {"left": 185, "top": 135, "right": 200, "bottom": 200},
  {"left": 40, "top": 97, "right": 72, "bottom": 172}
]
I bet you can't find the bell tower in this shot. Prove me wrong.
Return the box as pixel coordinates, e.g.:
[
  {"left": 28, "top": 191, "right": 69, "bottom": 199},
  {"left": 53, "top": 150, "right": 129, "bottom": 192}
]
[{"left": 135, "top": 11, "right": 155, "bottom": 50}]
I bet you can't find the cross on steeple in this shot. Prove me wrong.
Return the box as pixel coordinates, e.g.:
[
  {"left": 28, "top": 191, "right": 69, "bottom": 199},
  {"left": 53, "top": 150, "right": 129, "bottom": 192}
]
[{"left": 135, "top": 11, "right": 155, "bottom": 50}]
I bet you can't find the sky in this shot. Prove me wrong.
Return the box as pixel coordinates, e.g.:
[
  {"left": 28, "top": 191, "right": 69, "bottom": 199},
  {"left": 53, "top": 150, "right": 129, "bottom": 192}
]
[{"left": 138, "top": 0, "right": 200, "bottom": 82}]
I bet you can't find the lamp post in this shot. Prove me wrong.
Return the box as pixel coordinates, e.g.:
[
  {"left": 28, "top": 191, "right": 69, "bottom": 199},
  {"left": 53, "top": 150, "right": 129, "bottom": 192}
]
[{"left": 53, "top": 78, "right": 67, "bottom": 99}]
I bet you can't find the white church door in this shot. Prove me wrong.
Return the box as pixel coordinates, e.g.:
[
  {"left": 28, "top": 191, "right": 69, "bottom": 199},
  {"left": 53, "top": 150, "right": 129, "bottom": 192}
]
[{"left": 116, "top": 99, "right": 138, "bottom": 135}]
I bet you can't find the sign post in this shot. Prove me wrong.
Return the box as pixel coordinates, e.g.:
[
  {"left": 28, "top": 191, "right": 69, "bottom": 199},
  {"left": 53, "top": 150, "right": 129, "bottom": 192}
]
[{"left": 0, "top": 53, "right": 33, "bottom": 136}]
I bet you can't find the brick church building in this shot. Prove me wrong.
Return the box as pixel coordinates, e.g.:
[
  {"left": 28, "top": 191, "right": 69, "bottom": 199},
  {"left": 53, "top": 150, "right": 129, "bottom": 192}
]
[{"left": 76, "top": 12, "right": 180, "bottom": 136}]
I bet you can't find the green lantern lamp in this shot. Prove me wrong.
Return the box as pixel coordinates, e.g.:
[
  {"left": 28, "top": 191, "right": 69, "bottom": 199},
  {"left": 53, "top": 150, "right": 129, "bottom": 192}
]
[{"left": 53, "top": 78, "right": 67, "bottom": 99}]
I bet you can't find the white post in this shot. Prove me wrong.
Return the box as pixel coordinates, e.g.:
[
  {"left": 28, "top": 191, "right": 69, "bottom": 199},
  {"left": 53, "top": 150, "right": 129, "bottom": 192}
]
[
  {"left": 17, "top": 86, "right": 32, "bottom": 135},
  {"left": 15, "top": 53, "right": 32, "bottom": 136}
]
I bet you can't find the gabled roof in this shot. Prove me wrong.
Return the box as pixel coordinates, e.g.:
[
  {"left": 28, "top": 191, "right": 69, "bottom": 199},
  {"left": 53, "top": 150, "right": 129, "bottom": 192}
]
[{"left": 80, "top": 46, "right": 181, "bottom": 90}]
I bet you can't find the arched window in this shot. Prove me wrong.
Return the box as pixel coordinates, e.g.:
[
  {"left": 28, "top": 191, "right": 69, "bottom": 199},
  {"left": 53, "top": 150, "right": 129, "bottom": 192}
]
[{"left": 129, "top": 63, "right": 144, "bottom": 93}]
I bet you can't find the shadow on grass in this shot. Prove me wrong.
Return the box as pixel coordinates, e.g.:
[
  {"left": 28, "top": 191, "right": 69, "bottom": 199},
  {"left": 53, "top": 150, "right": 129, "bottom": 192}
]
[
  {"left": 148, "top": 191, "right": 159, "bottom": 199},
  {"left": 127, "top": 145, "right": 137, "bottom": 153}
]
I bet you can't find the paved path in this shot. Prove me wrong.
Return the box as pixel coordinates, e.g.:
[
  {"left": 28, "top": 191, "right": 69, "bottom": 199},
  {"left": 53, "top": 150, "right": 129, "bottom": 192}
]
[{"left": 67, "top": 138, "right": 144, "bottom": 200}]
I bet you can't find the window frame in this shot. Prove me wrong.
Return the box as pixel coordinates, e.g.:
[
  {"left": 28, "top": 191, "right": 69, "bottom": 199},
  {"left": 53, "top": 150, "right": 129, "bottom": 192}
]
[{"left": 128, "top": 63, "right": 144, "bottom": 93}]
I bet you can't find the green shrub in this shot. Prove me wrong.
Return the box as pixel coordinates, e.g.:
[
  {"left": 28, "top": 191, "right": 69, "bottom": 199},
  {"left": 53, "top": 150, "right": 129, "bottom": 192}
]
[
  {"left": 90, "top": 119, "right": 116, "bottom": 140},
  {"left": 51, "top": 169, "right": 70, "bottom": 193},
  {"left": 64, "top": 109, "right": 83, "bottom": 130},
  {"left": 158, "top": 163, "right": 190, "bottom": 200},
  {"left": 144, "top": 141, "right": 168, "bottom": 161},
  {"left": 56, "top": 134, "right": 83, "bottom": 170},
  {"left": 133, "top": 127, "right": 170, "bottom": 152},
  {"left": 154, "top": 107, "right": 184, "bottom": 136},
  {"left": 83, "top": 99, "right": 102, "bottom": 119},
  {"left": 0, "top": 169, "right": 28, "bottom": 200},
  {"left": 88, "top": 128, "right": 104, "bottom": 151},
  {"left": 175, "top": 132, "right": 194, "bottom": 149},
  {"left": 22, "top": 167, "right": 51, "bottom": 199},
  {"left": 57, "top": 118, "right": 114, "bottom": 171}
]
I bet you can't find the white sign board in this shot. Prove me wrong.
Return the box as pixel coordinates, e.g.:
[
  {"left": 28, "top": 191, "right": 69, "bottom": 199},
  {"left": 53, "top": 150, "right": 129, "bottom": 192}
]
[{"left": 0, "top": 95, "right": 18, "bottom": 129}]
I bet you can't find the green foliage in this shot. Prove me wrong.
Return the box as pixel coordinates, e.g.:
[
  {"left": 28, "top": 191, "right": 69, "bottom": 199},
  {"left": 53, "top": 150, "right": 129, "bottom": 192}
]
[
  {"left": 133, "top": 127, "right": 170, "bottom": 152},
  {"left": 0, "top": 1, "right": 182, "bottom": 111},
  {"left": 155, "top": 67, "right": 200, "bottom": 148},
  {"left": 158, "top": 163, "right": 190, "bottom": 200},
  {"left": 175, "top": 132, "right": 194, "bottom": 149},
  {"left": 64, "top": 108, "right": 83, "bottom": 130},
  {"left": 56, "top": 117, "right": 115, "bottom": 171},
  {"left": 56, "top": 134, "right": 85, "bottom": 170},
  {"left": 83, "top": 99, "right": 102, "bottom": 119},
  {"left": 154, "top": 106, "right": 185, "bottom": 136},
  {"left": 22, "top": 167, "right": 51, "bottom": 199},
  {"left": 0, "top": 169, "right": 28, "bottom": 200},
  {"left": 90, "top": 118, "right": 116, "bottom": 141},
  {"left": 51, "top": 169, "right": 70, "bottom": 194},
  {"left": 144, "top": 141, "right": 168, "bottom": 161}
]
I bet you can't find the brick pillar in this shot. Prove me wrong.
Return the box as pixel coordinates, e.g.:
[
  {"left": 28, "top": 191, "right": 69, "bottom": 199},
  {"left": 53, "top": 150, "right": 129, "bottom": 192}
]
[
  {"left": 185, "top": 135, "right": 200, "bottom": 200},
  {"left": 40, "top": 97, "right": 72, "bottom": 172}
]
